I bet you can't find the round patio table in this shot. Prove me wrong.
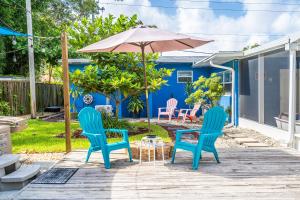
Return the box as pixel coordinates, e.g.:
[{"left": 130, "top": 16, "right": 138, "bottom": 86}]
[{"left": 139, "top": 136, "right": 164, "bottom": 166}]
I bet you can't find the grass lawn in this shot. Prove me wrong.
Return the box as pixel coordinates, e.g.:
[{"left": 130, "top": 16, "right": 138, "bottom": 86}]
[{"left": 12, "top": 119, "right": 171, "bottom": 153}]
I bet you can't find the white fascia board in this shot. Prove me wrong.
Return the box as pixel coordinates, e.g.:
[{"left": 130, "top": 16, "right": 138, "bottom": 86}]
[
  {"left": 243, "top": 32, "right": 300, "bottom": 57},
  {"left": 193, "top": 51, "right": 243, "bottom": 67},
  {"left": 193, "top": 54, "right": 216, "bottom": 67}
]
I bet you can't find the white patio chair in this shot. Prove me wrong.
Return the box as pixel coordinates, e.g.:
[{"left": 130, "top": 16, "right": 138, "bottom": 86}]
[{"left": 157, "top": 98, "right": 178, "bottom": 122}]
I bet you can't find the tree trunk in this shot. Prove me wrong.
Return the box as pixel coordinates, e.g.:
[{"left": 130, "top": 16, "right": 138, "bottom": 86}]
[
  {"left": 115, "top": 101, "right": 120, "bottom": 120},
  {"left": 48, "top": 65, "right": 53, "bottom": 84}
]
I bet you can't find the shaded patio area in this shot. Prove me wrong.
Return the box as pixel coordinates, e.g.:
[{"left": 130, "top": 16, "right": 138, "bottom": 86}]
[{"left": 14, "top": 147, "right": 300, "bottom": 200}]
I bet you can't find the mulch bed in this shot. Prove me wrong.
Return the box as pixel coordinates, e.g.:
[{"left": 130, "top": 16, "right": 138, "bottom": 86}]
[
  {"left": 56, "top": 127, "right": 150, "bottom": 139},
  {"left": 41, "top": 112, "right": 65, "bottom": 122},
  {"left": 157, "top": 123, "right": 199, "bottom": 141}
]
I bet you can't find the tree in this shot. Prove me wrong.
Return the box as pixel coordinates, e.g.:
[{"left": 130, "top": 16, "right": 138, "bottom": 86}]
[
  {"left": 185, "top": 73, "right": 224, "bottom": 107},
  {"left": 69, "top": 14, "right": 173, "bottom": 118},
  {"left": 68, "top": 14, "right": 142, "bottom": 52},
  {"left": 71, "top": 61, "right": 172, "bottom": 118},
  {"left": 0, "top": 0, "right": 99, "bottom": 76},
  {"left": 243, "top": 43, "right": 260, "bottom": 51}
]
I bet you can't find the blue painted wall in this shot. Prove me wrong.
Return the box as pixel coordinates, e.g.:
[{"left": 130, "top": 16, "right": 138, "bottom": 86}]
[
  {"left": 151, "top": 63, "right": 211, "bottom": 117},
  {"left": 69, "top": 64, "right": 107, "bottom": 113},
  {"left": 69, "top": 61, "right": 233, "bottom": 120}
]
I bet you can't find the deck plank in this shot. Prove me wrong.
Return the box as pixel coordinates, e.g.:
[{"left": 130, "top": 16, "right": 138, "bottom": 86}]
[{"left": 14, "top": 147, "right": 300, "bottom": 200}]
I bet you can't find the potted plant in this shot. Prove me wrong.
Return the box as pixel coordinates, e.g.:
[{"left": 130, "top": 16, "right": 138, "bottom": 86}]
[
  {"left": 127, "top": 96, "right": 144, "bottom": 118},
  {"left": 225, "top": 106, "right": 232, "bottom": 123}
]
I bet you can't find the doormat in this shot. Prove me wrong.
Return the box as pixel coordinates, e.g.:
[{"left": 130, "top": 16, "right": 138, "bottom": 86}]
[{"left": 32, "top": 168, "right": 78, "bottom": 184}]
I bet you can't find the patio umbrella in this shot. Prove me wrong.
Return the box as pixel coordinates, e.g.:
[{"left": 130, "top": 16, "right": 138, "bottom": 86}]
[{"left": 78, "top": 26, "right": 212, "bottom": 131}]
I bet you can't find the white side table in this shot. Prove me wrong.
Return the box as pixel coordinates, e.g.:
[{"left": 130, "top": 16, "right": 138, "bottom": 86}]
[{"left": 139, "top": 136, "right": 164, "bottom": 166}]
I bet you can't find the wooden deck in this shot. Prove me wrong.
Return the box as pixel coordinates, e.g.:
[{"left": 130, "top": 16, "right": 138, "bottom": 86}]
[{"left": 15, "top": 147, "right": 300, "bottom": 200}]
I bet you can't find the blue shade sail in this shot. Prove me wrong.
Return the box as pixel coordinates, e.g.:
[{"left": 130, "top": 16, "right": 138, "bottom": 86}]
[{"left": 0, "top": 26, "right": 28, "bottom": 37}]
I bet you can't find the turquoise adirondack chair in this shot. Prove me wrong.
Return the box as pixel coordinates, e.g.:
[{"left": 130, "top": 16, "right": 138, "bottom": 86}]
[
  {"left": 171, "top": 106, "right": 227, "bottom": 170},
  {"left": 78, "top": 107, "right": 132, "bottom": 169}
]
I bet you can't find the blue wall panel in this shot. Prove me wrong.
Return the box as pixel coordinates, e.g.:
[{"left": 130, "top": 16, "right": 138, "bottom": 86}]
[
  {"left": 69, "top": 61, "right": 235, "bottom": 119},
  {"left": 151, "top": 63, "right": 211, "bottom": 117}
]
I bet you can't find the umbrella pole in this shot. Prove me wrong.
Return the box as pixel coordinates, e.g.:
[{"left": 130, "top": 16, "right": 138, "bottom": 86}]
[{"left": 141, "top": 45, "right": 151, "bottom": 132}]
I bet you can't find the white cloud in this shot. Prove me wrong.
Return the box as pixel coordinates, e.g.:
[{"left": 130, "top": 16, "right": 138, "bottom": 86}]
[
  {"left": 99, "top": 0, "right": 300, "bottom": 56},
  {"left": 100, "top": 0, "right": 176, "bottom": 30}
]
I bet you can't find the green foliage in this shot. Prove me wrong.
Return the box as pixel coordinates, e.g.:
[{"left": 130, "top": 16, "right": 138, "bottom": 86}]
[
  {"left": 0, "top": 0, "right": 99, "bottom": 76},
  {"left": 69, "top": 14, "right": 173, "bottom": 118},
  {"left": 243, "top": 43, "right": 260, "bottom": 51},
  {"left": 70, "top": 86, "right": 81, "bottom": 113},
  {"left": 0, "top": 101, "right": 11, "bottom": 116},
  {"left": 41, "top": 64, "right": 63, "bottom": 84},
  {"left": 184, "top": 81, "right": 193, "bottom": 105},
  {"left": 19, "top": 106, "right": 25, "bottom": 115},
  {"left": 68, "top": 14, "right": 142, "bottom": 50},
  {"left": 185, "top": 73, "right": 224, "bottom": 107},
  {"left": 71, "top": 63, "right": 172, "bottom": 117},
  {"left": 127, "top": 96, "right": 144, "bottom": 114},
  {"left": 101, "top": 113, "right": 131, "bottom": 130},
  {"left": 101, "top": 112, "right": 131, "bottom": 138}
]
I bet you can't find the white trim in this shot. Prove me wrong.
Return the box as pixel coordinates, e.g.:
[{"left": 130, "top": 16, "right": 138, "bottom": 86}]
[
  {"left": 177, "top": 70, "right": 193, "bottom": 83},
  {"left": 194, "top": 33, "right": 300, "bottom": 65},
  {"left": 258, "top": 55, "right": 265, "bottom": 124},
  {"left": 239, "top": 118, "right": 289, "bottom": 145},
  {"left": 217, "top": 70, "right": 232, "bottom": 95},
  {"left": 209, "top": 60, "right": 235, "bottom": 127},
  {"left": 194, "top": 51, "right": 243, "bottom": 67},
  {"left": 244, "top": 32, "right": 300, "bottom": 58},
  {"left": 288, "top": 43, "right": 297, "bottom": 147}
]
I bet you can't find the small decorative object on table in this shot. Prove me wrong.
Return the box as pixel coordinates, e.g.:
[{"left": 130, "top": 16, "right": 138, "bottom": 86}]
[{"left": 139, "top": 135, "right": 165, "bottom": 165}]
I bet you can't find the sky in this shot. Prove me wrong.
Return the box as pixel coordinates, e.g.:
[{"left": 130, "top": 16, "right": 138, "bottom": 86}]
[{"left": 98, "top": 0, "right": 300, "bottom": 56}]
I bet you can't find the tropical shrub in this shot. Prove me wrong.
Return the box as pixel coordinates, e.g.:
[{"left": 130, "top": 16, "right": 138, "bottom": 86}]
[
  {"left": 185, "top": 73, "right": 224, "bottom": 107},
  {"left": 0, "top": 101, "right": 11, "bottom": 116},
  {"left": 127, "top": 96, "right": 144, "bottom": 116},
  {"left": 101, "top": 112, "right": 131, "bottom": 137},
  {"left": 184, "top": 81, "right": 193, "bottom": 107}
]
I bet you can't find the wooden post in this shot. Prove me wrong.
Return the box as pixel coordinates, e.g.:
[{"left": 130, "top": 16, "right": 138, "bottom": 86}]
[
  {"left": 61, "top": 32, "right": 71, "bottom": 153},
  {"left": 26, "top": 0, "right": 37, "bottom": 118}
]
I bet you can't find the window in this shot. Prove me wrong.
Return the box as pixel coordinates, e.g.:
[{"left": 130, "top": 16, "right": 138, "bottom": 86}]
[
  {"left": 177, "top": 70, "right": 193, "bottom": 83},
  {"left": 217, "top": 70, "right": 232, "bottom": 95}
]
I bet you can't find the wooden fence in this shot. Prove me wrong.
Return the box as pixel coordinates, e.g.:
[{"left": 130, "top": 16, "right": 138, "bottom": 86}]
[{"left": 0, "top": 80, "right": 64, "bottom": 115}]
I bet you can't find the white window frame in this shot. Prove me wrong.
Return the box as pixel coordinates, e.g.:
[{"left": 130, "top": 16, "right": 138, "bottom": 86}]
[
  {"left": 217, "top": 70, "right": 232, "bottom": 95},
  {"left": 177, "top": 70, "right": 193, "bottom": 83}
]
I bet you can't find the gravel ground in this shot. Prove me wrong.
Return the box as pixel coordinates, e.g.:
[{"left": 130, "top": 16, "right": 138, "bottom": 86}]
[
  {"left": 20, "top": 153, "right": 65, "bottom": 166},
  {"left": 223, "top": 127, "right": 281, "bottom": 147}
]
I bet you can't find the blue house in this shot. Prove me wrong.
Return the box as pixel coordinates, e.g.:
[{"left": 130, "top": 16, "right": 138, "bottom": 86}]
[
  {"left": 68, "top": 56, "right": 233, "bottom": 120},
  {"left": 67, "top": 32, "right": 300, "bottom": 150}
]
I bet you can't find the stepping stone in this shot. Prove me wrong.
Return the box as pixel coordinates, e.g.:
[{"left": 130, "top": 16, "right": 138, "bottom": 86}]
[
  {"left": 0, "top": 164, "right": 40, "bottom": 191},
  {"left": 235, "top": 138, "right": 258, "bottom": 144},
  {"left": 0, "top": 154, "right": 20, "bottom": 169},
  {"left": 226, "top": 134, "right": 247, "bottom": 138},
  {"left": 243, "top": 143, "right": 269, "bottom": 147}
]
